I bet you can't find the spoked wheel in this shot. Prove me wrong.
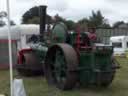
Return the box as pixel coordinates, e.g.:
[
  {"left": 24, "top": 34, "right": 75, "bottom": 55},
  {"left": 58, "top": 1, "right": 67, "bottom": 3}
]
[
  {"left": 54, "top": 50, "right": 67, "bottom": 87},
  {"left": 44, "top": 44, "right": 78, "bottom": 90}
]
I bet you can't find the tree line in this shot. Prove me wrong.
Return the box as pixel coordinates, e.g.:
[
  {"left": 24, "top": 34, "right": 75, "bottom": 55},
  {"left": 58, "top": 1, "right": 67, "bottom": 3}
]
[{"left": 0, "top": 6, "right": 128, "bottom": 30}]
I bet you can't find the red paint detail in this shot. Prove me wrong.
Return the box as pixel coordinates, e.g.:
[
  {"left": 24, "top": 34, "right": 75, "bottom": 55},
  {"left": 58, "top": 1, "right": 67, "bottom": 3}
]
[
  {"left": 0, "top": 39, "right": 16, "bottom": 43},
  {"left": 75, "top": 27, "right": 92, "bottom": 51},
  {"left": 76, "top": 26, "right": 81, "bottom": 51},
  {"left": 18, "top": 48, "right": 32, "bottom": 64}
]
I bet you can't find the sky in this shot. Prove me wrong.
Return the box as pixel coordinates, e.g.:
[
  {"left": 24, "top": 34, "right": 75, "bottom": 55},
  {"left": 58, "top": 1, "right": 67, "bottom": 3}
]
[{"left": 0, "top": 0, "right": 128, "bottom": 25}]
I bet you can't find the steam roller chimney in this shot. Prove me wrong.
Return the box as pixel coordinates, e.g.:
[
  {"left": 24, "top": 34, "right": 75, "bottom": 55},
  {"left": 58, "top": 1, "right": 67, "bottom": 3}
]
[{"left": 39, "top": 5, "right": 47, "bottom": 42}]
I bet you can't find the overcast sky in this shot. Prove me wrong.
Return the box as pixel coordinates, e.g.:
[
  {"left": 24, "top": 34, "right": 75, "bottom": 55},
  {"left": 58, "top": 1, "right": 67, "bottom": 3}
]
[{"left": 0, "top": 0, "right": 128, "bottom": 25}]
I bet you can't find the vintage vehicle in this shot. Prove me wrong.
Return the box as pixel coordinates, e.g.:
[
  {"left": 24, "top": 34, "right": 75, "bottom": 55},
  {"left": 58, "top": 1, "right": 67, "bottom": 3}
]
[{"left": 16, "top": 6, "right": 119, "bottom": 90}]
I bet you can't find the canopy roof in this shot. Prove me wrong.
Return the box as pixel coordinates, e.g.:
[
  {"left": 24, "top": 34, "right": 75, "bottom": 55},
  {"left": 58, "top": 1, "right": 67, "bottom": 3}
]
[{"left": 0, "top": 24, "right": 39, "bottom": 40}]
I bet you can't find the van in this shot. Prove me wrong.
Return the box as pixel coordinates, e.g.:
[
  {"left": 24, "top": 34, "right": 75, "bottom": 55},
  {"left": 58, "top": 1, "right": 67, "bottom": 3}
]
[{"left": 110, "top": 36, "right": 128, "bottom": 56}]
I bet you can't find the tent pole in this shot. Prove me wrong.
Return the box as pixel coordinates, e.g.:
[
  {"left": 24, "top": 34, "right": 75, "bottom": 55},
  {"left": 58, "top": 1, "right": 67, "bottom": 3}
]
[{"left": 6, "top": 0, "right": 13, "bottom": 96}]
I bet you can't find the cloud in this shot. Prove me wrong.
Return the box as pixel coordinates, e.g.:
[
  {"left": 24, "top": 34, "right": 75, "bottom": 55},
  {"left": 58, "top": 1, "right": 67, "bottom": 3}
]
[
  {"left": 16, "top": 0, "right": 33, "bottom": 2},
  {"left": 1, "top": 0, "right": 128, "bottom": 25},
  {"left": 10, "top": 0, "right": 69, "bottom": 23},
  {"left": 106, "top": 0, "right": 128, "bottom": 3},
  {"left": 46, "top": 0, "right": 69, "bottom": 12}
]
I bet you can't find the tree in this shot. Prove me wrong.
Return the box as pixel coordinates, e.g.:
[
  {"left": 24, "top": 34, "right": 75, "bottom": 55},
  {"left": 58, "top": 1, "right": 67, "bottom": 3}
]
[
  {"left": 22, "top": 6, "right": 52, "bottom": 24},
  {"left": 0, "top": 11, "right": 16, "bottom": 27},
  {"left": 10, "top": 20, "right": 16, "bottom": 26},
  {"left": 77, "top": 18, "right": 88, "bottom": 31},
  {"left": 0, "top": 20, "right": 6, "bottom": 27},
  {"left": 0, "top": 11, "right": 7, "bottom": 18},
  {"left": 52, "top": 14, "right": 76, "bottom": 30},
  {"left": 65, "top": 20, "right": 76, "bottom": 31},
  {"left": 77, "top": 10, "right": 110, "bottom": 28},
  {"left": 88, "top": 10, "right": 110, "bottom": 28},
  {"left": 78, "top": 18, "right": 88, "bottom": 24}
]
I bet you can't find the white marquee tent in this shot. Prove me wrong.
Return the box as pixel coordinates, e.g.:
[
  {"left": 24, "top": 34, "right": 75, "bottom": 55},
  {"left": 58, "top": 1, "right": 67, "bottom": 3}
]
[
  {"left": 0, "top": 24, "right": 39, "bottom": 69},
  {"left": 0, "top": 24, "right": 39, "bottom": 40}
]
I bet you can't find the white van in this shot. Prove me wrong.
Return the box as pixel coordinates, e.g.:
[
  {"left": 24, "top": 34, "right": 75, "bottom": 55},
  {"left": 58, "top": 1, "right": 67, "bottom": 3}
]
[{"left": 110, "top": 36, "right": 128, "bottom": 56}]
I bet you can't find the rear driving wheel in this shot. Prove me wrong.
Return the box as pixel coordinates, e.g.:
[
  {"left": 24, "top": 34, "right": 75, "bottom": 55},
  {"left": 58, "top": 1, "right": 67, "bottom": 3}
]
[
  {"left": 54, "top": 50, "right": 67, "bottom": 87},
  {"left": 44, "top": 44, "right": 78, "bottom": 90},
  {"left": 17, "top": 51, "right": 43, "bottom": 76}
]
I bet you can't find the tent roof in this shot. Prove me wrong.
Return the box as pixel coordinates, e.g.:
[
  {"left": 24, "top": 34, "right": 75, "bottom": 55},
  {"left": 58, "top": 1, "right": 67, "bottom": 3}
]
[{"left": 0, "top": 24, "right": 39, "bottom": 39}]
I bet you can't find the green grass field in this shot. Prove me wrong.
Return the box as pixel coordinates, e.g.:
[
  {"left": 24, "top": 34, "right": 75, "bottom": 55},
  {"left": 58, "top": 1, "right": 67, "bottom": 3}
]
[{"left": 0, "top": 57, "right": 128, "bottom": 96}]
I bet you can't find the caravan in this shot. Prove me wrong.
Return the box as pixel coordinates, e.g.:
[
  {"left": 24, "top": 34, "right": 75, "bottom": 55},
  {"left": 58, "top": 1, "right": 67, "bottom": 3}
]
[{"left": 110, "top": 36, "right": 128, "bottom": 56}]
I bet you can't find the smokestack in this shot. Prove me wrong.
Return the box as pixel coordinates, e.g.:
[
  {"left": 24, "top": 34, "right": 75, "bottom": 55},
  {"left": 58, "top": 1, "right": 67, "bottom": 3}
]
[{"left": 39, "top": 5, "right": 47, "bottom": 42}]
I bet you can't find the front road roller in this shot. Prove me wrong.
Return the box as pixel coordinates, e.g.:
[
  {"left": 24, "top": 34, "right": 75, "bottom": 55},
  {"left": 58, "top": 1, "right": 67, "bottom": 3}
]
[{"left": 16, "top": 49, "right": 44, "bottom": 76}]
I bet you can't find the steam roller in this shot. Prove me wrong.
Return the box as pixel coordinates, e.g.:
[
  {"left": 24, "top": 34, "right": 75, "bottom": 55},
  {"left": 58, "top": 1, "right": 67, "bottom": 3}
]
[
  {"left": 16, "top": 5, "right": 119, "bottom": 90},
  {"left": 44, "top": 32, "right": 118, "bottom": 90}
]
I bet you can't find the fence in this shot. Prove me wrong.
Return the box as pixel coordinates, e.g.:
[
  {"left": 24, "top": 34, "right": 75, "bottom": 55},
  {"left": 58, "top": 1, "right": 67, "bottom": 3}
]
[{"left": 96, "top": 28, "right": 128, "bottom": 44}]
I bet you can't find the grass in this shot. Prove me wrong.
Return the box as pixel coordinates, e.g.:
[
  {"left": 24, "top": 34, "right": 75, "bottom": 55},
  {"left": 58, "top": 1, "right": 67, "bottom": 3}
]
[{"left": 0, "top": 57, "right": 128, "bottom": 96}]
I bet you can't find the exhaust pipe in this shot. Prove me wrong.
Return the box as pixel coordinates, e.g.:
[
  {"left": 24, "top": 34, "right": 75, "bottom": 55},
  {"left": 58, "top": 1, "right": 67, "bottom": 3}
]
[{"left": 39, "top": 5, "right": 47, "bottom": 42}]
